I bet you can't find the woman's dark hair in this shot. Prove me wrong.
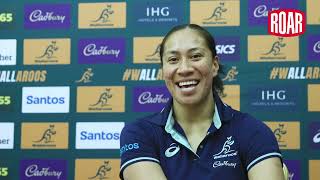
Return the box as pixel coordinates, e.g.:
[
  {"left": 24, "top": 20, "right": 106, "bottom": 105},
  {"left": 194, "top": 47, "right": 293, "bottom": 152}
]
[{"left": 159, "top": 24, "right": 224, "bottom": 95}]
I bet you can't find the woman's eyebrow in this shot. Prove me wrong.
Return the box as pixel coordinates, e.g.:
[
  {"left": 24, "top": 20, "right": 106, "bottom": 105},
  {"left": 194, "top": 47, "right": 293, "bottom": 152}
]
[
  {"left": 188, "top": 47, "right": 205, "bottom": 52},
  {"left": 165, "top": 47, "right": 205, "bottom": 55},
  {"left": 165, "top": 50, "right": 179, "bottom": 55}
]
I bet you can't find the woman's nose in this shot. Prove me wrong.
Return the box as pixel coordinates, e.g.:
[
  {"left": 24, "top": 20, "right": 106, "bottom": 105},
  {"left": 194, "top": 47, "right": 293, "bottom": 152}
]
[{"left": 177, "top": 59, "right": 193, "bottom": 76}]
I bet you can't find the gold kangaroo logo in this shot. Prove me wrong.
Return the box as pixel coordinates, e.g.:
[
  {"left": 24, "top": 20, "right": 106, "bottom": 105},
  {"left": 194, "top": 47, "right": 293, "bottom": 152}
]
[
  {"left": 76, "top": 68, "right": 94, "bottom": 83},
  {"left": 147, "top": 44, "right": 161, "bottom": 57},
  {"left": 33, "top": 125, "right": 56, "bottom": 143},
  {"left": 88, "top": 161, "right": 112, "bottom": 180},
  {"left": 37, "top": 41, "right": 58, "bottom": 59},
  {"left": 91, "top": 88, "right": 113, "bottom": 107},
  {"left": 273, "top": 124, "right": 287, "bottom": 142},
  {"left": 222, "top": 66, "right": 238, "bottom": 82},
  {"left": 263, "top": 37, "right": 286, "bottom": 56},
  {"left": 92, "top": 5, "right": 114, "bottom": 23},
  {"left": 204, "top": 2, "right": 227, "bottom": 21}
]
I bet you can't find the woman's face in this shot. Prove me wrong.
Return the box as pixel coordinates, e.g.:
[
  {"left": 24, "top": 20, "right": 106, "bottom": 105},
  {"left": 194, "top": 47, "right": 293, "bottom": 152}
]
[{"left": 162, "top": 28, "right": 219, "bottom": 106}]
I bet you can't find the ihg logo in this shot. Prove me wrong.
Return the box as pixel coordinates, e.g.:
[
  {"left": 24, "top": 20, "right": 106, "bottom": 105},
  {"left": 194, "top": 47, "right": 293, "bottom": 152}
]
[
  {"left": 0, "top": 167, "right": 8, "bottom": 177},
  {"left": 146, "top": 7, "right": 169, "bottom": 17}
]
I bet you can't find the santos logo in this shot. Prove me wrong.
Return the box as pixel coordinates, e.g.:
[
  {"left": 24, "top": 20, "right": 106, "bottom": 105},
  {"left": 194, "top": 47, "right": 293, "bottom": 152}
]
[
  {"left": 80, "top": 131, "right": 120, "bottom": 140},
  {"left": 22, "top": 87, "right": 69, "bottom": 113},
  {"left": 76, "top": 122, "right": 124, "bottom": 149},
  {"left": 120, "top": 143, "right": 139, "bottom": 156}
]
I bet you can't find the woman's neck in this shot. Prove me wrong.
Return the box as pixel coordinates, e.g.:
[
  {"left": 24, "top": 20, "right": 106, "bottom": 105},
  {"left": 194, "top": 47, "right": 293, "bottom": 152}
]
[{"left": 172, "top": 92, "right": 215, "bottom": 125}]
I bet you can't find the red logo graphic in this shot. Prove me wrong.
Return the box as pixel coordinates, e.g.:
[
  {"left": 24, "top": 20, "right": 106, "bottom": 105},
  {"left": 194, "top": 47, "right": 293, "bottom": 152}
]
[{"left": 268, "top": 9, "right": 305, "bottom": 37}]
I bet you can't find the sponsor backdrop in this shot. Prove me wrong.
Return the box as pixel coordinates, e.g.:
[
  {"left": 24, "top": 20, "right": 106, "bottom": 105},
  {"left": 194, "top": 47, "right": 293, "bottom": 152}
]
[{"left": 0, "top": 0, "right": 319, "bottom": 179}]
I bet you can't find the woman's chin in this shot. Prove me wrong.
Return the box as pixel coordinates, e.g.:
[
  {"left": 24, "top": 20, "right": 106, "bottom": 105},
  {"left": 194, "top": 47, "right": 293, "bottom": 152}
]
[{"left": 175, "top": 96, "right": 202, "bottom": 106}]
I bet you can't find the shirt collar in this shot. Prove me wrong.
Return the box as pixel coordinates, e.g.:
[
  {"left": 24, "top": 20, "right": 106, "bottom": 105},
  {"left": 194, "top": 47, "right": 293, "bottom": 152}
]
[
  {"left": 149, "top": 90, "right": 235, "bottom": 127},
  {"left": 165, "top": 102, "right": 221, "bottom": 132}
]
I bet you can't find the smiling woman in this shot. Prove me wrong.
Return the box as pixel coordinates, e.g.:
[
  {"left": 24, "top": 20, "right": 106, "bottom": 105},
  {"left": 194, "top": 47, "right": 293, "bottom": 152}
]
[{"left": 119, "top": 24, "right": 285, "bottom": 180}]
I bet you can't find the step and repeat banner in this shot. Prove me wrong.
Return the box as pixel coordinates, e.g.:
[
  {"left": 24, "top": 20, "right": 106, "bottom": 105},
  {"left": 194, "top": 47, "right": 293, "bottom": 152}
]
[{"left": 0, "top": 0, "right": 319, "bottom": 179}]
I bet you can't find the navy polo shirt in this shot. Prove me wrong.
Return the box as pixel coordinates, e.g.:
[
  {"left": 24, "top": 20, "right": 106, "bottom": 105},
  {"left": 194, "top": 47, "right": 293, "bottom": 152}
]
[{"left": 120, "top": 92, "right": 282, "bottom": 180}]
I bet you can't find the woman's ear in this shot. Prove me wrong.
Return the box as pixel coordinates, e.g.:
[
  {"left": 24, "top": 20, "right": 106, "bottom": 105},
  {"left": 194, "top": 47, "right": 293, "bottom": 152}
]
[{"left": 212, "top": 56, "right": 220, "bottom": 76}]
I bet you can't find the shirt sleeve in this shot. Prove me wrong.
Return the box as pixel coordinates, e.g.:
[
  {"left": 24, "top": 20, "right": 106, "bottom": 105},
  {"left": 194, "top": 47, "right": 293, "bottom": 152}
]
[
  {"left": 238, "top": 114, "right": 283, "bottom": 172},
  {"left": 119, "top": 121, "right": 160, "bottom": 179}
]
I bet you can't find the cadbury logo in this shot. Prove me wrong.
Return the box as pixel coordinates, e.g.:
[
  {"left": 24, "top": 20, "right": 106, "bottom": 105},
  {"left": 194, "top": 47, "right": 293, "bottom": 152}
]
[
  {"left": 313, "top": 130, "right": 320, "bottom": 144},
  {"left": 313, "top": 41, "right": 320, "bottom": 53},
  {"left": 254, "top": 5, "right": 279, "bottom": 18},
  {"left": 83, "top": 44, "right": 120, "bottom": 57},
  {"left": 138, "top": 92, "right": 169, "bottom": 104},
  {"left": 25, "top": 164, "right": 62, "bottom": 179},
  {"left": 29, "top": 10, "right": 65, "bottom": 23}
]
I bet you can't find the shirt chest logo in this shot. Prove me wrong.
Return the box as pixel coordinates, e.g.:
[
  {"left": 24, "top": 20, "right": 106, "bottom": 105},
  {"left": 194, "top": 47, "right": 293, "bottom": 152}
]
[
  {"left": 213, "top": 136, "right": 238, "bottom": 160},
  {"left": 212, "top": 136, "right": 238, "bottom": 168},
  {"left": 165, "top": 143, "right": 180, "bottom": 158}
]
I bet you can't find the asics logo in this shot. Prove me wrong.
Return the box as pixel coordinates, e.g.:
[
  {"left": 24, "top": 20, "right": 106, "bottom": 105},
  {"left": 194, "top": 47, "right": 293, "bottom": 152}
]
[
  {"left": 165, "top": 143, "right": 180, "bottom": 158},
  {"left": 313, "top": 131, "right": 320, "bottom": 143}
]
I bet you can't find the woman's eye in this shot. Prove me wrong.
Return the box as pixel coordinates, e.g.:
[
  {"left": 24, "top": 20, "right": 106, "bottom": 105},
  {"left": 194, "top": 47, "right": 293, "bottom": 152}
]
[
  {"left": 191, "top": 54, "right": 202, "bottom": 60},
  {"left": 168, "top": 57, "right": 178, "bottom": 63}
]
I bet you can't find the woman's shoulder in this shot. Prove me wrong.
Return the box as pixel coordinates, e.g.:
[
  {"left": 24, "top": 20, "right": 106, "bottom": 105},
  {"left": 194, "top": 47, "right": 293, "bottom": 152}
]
[
  {"left": 229, "top": 110, "right": 273, "bottom": 134},
  {"left": 122, "top": 112, "right": 164, "bottom": 134}
]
